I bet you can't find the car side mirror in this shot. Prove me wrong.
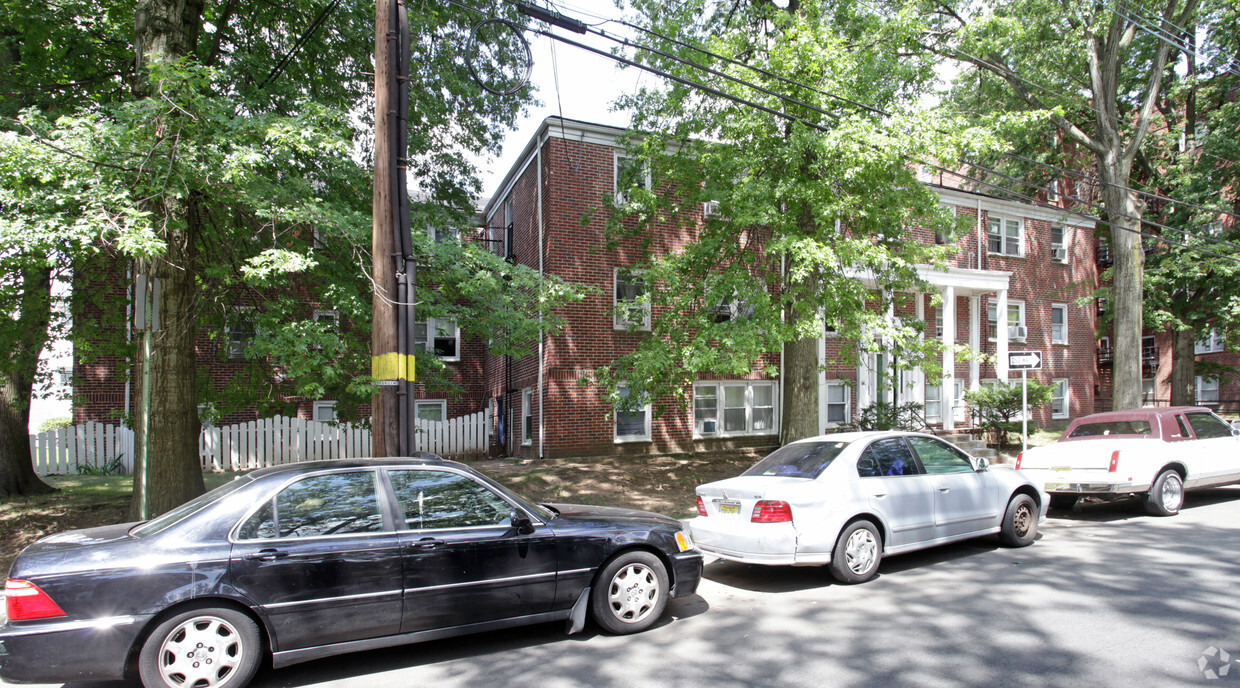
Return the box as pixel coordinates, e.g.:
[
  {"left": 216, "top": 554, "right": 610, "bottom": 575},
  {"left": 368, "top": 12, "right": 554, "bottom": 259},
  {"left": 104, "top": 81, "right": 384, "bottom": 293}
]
[
  {"left": 974, "top": 457, "right": 990, "bottom": 471},
  {"left": 511, "top": 510, "right": 535, "bottom": 535}
]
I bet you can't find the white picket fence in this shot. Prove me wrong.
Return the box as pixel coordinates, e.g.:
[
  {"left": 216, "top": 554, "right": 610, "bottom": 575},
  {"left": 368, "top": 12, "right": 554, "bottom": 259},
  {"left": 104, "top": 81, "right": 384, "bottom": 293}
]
[
  {"left": 29, "top": 421, "right": 136, "bottom": 476},
  {"left": 31, "top": 411, "right": 491, "bottom": 475}
]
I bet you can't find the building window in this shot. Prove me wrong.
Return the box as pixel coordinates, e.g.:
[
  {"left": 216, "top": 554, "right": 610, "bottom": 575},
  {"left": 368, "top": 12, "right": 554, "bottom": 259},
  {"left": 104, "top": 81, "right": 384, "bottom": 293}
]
[
  {"left": 415, "top": 318, "right": 460, "bottom": 361},
  {"left": 615, "top": 384, "right": 651, "bottom": 442},
  {"left": 934, "top": 307, "right": 943, "bottom": 338},
  {"left": 312, "top": 401, "right": 337, "bottom": 422},
  {"left": 921, "top": 384, "right": 940, "bottom": 421},
  {"left": 614, "top": 269, "right": 651, "bottom": 330},
  {"left": 428, "top": 224, "right": 459, "bottom": 243},
  {"left": 613, "top": 154, "right": 650, "bottom": 206},
  {"left": 1142, "top": 379, "right": 1156, "bottom": 407},
  {"left": 1047, "top": 180, "right": 1059, "bottom": 203},
  {"left": 693, "top": 381, "right": 777, "bottom": 436},
  {"left": 1196, "top": 328, "right": 1225, "bottom": 354},
  {"left": 225, "top": 306, "right": 257, "bottom": 360},
  {"left": 1051, "top": 379, "right": 1069, "bottom": 419},
  {"left": 987, "top": 216, "right": 1023, "bottom": 256},
  {"left": 987, "top": 300, "right": 1026, "bottom": 341},
  {"left": 824, "top": 320, "right": 839, "bottom": 338},
  {"left": 1050, "top": 224, "right": 1067, "bottom": 262},
  {"left": 521, "top": 388, "right": 533, "bottom": 445},
  {"left": 1051, "top": 304, "right": 1068, "bottom": 344},
  {"left": 415, "top": 400, "right": 446, "bottom": 422},
  {"left": 825, "top": 380, "right": 850, "bottom": 426},
  {"left": 1196, "top": 376, "right": 1220, "bottom": 405}
]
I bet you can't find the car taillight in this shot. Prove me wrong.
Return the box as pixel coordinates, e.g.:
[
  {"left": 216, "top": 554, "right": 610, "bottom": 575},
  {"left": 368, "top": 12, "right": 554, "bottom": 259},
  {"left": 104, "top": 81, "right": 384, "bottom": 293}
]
[
  {"left": 1108, "top": 450, "right": 1120, "bottom": 473},
  {"left": 5, "top": 579, "right": 67, "bottom": 621},
  {"left": 1015, "top": 452, "right": 1023, "bottom": 470},
  {"left": 751, "top": 500, "right": 792, "bottom": 523},
  {"left": 696, "top": 495, "right": 707, "bottom": 517}
]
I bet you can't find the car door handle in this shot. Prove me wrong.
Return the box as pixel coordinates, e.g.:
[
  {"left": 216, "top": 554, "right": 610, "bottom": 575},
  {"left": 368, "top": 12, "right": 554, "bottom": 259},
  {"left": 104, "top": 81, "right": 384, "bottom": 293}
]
[
  {"left": 407, "top": 538, "right": 444, "bottom": 551},
  {"left": 938, "top": 487, "right": 950, "bottom": 493},
  {"left": 243, "top": 549, "right": 289, "bottom": 561},
  {"left": 870, "top": 492, "right": 888, "bottom": 499}
]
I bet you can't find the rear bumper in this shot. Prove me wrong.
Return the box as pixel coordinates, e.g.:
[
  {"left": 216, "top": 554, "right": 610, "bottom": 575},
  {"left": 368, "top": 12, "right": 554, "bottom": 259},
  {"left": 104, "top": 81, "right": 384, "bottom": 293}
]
[
  {"left": 0, "top": 615, "right": 147, "bottom": 683},
  {"left": 1021, "top": 469, "right": 1151, "bottom": 496},
  {"left": 689, "top": 517, "right": 805, "bottom": 566}
]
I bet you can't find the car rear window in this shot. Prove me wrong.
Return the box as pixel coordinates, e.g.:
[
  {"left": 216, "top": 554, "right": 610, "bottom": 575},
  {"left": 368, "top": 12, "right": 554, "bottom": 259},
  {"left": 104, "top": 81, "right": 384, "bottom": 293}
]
[
  {"left": 131, "top": 476, "right": 253, "bottom": 538},
  {"left": 1067, "top": 420, "right": 1153, "bottom": 438},
  {"left": 743, "top": 441, "right": 850, "bottom": 479}
]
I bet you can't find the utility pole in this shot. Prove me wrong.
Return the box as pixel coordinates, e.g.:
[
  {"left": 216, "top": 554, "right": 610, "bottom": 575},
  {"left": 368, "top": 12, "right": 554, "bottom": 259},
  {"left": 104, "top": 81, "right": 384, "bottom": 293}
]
[{"left": 371, "top": 0, "right": 414, "bottom": 456}]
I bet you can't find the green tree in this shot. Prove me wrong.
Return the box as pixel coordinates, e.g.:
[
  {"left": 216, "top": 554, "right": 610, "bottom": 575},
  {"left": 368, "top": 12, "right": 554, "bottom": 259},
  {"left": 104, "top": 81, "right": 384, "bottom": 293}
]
[
  {"left": 0, "top": 1, "right": 577, "bottom": 512},
  {"left": 964, "top": 378, "right": 1053, "bottom": 449},
  {"left": 597, "top": 0, "right": 993, "bottom": 443},
  {"left": 909, "top": 0, "right": 1202, "bottom": 410}
]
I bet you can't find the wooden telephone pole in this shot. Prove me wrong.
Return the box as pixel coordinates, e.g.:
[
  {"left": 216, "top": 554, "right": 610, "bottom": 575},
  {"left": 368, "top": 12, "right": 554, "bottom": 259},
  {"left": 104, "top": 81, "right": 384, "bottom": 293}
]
[{"left": 372, "top": 0, "right": 414, "bottom": 456}]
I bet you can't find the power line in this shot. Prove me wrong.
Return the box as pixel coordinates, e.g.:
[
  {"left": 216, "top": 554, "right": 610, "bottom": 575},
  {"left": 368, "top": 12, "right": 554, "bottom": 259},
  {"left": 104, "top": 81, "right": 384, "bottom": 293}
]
[{"left": 259, "top": 0, "right": 345, "bottom": 89}]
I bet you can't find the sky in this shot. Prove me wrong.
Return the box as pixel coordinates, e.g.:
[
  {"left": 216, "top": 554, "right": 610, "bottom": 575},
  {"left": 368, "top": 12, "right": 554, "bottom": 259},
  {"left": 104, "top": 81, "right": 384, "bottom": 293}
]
[{"left": 475, "top": 0, "right": 642, "bottom": 200}]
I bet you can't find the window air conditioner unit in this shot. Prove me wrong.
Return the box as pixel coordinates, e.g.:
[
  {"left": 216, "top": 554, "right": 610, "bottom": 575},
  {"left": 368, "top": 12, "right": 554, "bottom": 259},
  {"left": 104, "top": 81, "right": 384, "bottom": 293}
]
[
  {"left": 1008, "top": 325, "right": 1027, "bottom": 340},
  {"left": 703, "top": 200, "right": 721, "bottom": 218},
  {"left": 1051, "top": 246, "right": 1067, "bottom": 262}
]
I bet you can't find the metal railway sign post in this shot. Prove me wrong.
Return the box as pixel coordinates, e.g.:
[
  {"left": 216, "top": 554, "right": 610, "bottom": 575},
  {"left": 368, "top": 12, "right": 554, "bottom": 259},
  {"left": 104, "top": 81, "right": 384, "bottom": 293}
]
[{"left": 1008, "top": 351, "right": 1043, "bottom": 452}]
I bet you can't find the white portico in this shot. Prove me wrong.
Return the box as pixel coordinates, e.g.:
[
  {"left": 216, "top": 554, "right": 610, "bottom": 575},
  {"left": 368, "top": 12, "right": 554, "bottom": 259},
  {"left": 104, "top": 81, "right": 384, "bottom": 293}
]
[{"left": 819, "top": 264, "right": 1013, "bottom": 432}]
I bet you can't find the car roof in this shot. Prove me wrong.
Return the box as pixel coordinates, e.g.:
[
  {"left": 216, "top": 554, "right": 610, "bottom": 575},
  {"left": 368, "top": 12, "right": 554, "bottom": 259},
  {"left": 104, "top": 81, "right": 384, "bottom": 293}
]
[
  {"left": 243, "top": 454, "right": 459, "bottom": 479},
  {"left": 1070, "top": 406, "right": 1213, "bottom": 424},
  {"left": 788, "top": 430, "right": 930, "bottom": 444}
]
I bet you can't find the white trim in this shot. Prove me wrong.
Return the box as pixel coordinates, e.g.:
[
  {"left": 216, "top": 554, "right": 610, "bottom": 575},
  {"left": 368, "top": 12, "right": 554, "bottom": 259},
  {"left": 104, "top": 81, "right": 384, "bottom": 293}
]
[
  {"left": 414, "top": 399, "right": 447, "bottom": 422},
  {"left": 1050, "top": 303, "right": 1069, "bottom": 345},
  {"left": 614, "top": 268, "right": 651, "bottom": 330},
  {"left": 521, "top": 387, "right": 533, "bottom": 446},
  {"left": 824, "top": 380, "right": 850, "bottom": 428},
  {"left": 693, "top": 380, "right": 778, "bottom": 437},
  {"left": 415, "top": 318, "right": 461, "bottom": 362},
  {"left": 615, "top": 384, "right": 652, "bottom": 442},
  {"left": 988, "top": 299, "right": 1026, "bottom": 342},
  {"left": 986, "top": 215, "right": 1024, "bottom": 257},
  {"left": 1051, "top": 379, "right": 1069, "bottom": 419},
  {"left": 613, "top": 152, "right": 651, "bottom": 205},
  {"left": 1196, "top": 376, "right": 1220, "bottom": 405},
  {"left": 933, "top": 187, "right": 1096, "bottom": 229},
  {"left": 1196, "top": 328, "right": 1225, "bottom": 354},
  {"left": 312, "top": 401, "right": 337, "bottom": 422}
]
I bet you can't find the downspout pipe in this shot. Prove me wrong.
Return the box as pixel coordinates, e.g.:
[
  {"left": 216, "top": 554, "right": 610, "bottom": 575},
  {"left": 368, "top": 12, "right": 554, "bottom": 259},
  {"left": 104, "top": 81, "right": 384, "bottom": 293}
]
[{"left": 537, "top": 129, "right": 546, "bottom": 460}]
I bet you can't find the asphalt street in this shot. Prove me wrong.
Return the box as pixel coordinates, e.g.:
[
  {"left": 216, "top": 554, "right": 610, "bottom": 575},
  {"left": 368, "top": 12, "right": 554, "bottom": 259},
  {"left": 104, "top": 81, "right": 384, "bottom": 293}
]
[{"left": 9, "top": 487, "right": 1240, "bottom": 688}]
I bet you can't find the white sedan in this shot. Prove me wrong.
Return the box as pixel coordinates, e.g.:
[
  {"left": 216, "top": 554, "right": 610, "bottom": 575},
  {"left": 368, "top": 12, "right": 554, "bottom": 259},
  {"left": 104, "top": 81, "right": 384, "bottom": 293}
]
[{"left": 690, "top": 431, "right": 1048, "bottom": 583}]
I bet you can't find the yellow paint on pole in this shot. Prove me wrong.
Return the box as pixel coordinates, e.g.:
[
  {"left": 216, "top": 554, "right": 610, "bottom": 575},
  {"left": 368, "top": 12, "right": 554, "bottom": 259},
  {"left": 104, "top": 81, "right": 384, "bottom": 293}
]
[{"left": 371, "top": 352, "right": 416, "bottom": 381}]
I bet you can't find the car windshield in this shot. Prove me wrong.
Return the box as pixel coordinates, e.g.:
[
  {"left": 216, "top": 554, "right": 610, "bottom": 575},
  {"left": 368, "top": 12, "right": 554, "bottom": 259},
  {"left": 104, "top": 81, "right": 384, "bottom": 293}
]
[
  {"left": 1067, "top": 420, "right": 1153, "bottom": 438},
  {"left": 130, "top": 476, "right": 254, "bottom": 538},
  {"left": 742, "top": 440, "right": 850, "bottom": 479}
]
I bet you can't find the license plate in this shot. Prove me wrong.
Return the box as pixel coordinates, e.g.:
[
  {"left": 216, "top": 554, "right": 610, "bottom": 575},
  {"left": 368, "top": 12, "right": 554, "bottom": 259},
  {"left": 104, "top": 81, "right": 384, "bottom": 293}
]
[
  {"left": 1051, "top": 466, "right": 1072, "bottom": 472},
  {"left": 718, "top": 500, "right": 741, "bottom": 515}
]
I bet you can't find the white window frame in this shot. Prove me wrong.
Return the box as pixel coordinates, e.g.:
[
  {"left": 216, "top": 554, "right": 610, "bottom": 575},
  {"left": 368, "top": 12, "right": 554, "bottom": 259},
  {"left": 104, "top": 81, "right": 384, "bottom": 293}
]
[
  {"left": 924, "top": 384, "right": 942, "bottom": 421},
  {"left": 615, "top": 384, "right": 652, "bottom": 443},
  {"left": 614, "top": 269, "right": 651, "bottom": 330},
  {"left": 415, "top": 318, "right": 461, "bottom": 362},
  {"left": 225, "top": 306, "right": 258, "bottom": 360},
  {"left": 312, "top": 401, "right": 337, "bottom": 422},
  {"left": 314, "top": 309, "right": 339, "bottom": 326},
  {"left": 521, "top": 388, "right": 533, "bottom": 446},
  {"left": 825, "top": 380, "right": 850, "bottom": 427},
  {"left": 1196, "top": 328, "right": 1225, "bottom": 354},
  {"left": 1050, "top": 224, "right": 1067, "bottom": 263},
  {"left": 1142, "top": 378, "right": 1156, "bottom": 407},
  {"left": 987, "top": 300, "right": 1026, "bottom": 342},
  {"left": 987, "top": 215, "right": 1023, "bottom": 257},
  {"left": 1196, "top": 376, "right": 1220, "bottom": 405},
  {"left": 1047, "top": 180, "right": 1059, "bottom": 202},
  {"left": 415, "top": 399, "right": 447, "bottom": 422},
  {"left": 692, "top": 380, "right": 778, "bottom": 438},
  {"left": 1051, "top": 379, "right": 1069, "bottom": 419},
  {"left": 934, "top": 306, "right": 943, "bottom": 338},
  {"left": 1050, "top": 304, "right": 1068, "bottom": 344},
  {"left": 613, "top": 153, "right": 651, "bottom": 206}
]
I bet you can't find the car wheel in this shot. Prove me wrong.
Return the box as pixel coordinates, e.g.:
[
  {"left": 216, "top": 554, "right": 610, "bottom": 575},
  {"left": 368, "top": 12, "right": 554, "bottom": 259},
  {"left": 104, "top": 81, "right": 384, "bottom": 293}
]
[
  {"left": 138, "top": 606, "right": 261, "bottom": 688},
  {"left": 828, "top": 521, "right": 882, "bottom": 584},
  {"left": 998, "top": 494, "right": 1038, "bottom": 547},
  {"left": 1144, "top": 470, "right": 1184, "bottom": 517},
  {"left": 590, "top": 551, "right": 669, "bottom": 635},
  {"left": 1048, "top": 494, "right": 1078, "bottom": 511}
]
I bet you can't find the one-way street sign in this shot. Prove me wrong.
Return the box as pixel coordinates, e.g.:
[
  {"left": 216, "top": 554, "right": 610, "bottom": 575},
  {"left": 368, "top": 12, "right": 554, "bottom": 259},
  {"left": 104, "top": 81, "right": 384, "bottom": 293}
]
[{"left": 1008, "top": 350, "right": 1043, "bottom": 370}]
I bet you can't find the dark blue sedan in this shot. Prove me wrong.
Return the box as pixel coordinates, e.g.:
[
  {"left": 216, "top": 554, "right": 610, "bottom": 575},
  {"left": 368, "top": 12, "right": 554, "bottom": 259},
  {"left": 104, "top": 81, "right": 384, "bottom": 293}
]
[{"left": 0, "top": 456, "right": 702, "bottom": 688}]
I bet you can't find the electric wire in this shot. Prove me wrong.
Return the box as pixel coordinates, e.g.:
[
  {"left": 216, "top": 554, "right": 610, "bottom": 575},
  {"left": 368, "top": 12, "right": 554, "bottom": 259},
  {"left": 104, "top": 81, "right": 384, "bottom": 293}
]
[{"left": 259, "top": 0, "right": 345, "bottom": 89}]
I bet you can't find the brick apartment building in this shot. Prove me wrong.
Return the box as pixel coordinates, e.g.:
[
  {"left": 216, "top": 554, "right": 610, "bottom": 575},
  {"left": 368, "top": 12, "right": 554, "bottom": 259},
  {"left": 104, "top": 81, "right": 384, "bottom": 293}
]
[{"left": 70, "top": 116, "right": 1239, "bottom": 458}]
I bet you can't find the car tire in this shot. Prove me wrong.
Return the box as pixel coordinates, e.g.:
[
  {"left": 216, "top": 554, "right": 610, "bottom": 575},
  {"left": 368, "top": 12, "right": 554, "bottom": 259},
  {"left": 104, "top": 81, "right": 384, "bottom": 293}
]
[
  {"left": 591, "top": 550, "right": 669, "bottom": 635},
  {"left": 1144, "top": 469, "right": 1184, "bottom": 517},
  {"left": 138, "top": 606, "right": 262, "bottom": 688},
  {"left": 828, "top": 520, "right": 882, "bottom": 584},
  {"left": 998, "top": 494, "right": 1038, "bottom": 547},
  {"left": 1048, "top": 494, "right": 1078, "bottom": 511}
]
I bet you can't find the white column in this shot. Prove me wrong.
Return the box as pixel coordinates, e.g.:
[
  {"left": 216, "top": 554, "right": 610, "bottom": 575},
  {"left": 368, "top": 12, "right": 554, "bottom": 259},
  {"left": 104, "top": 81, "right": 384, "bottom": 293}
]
[
  {"left": 817, "top": 310, "right": 827, "bottom": 434},
  {"left": 996, "top": 288, "right": 1010, "bottom": 382},
  {"left": 915, "top": 293, "right": 925, "bottom": 409},
  {"left": 969, "top": 296, "right": 981, "bottom": 391},
  {"left": 941, "top": 286, "right": 956, "bottom": 431}
]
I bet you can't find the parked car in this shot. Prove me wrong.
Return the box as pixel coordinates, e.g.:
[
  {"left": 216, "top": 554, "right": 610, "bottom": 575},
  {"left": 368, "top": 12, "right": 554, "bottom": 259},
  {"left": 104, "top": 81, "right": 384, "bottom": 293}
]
[
  {"left": 0, "top": 456, "right": 702, "bottom": 688},
  {"left": 690, "top": 431, "right": 1046, "bottom": 584},
  {"left": 1016, "top": 406, "right": 1240, "bottom": 516}
]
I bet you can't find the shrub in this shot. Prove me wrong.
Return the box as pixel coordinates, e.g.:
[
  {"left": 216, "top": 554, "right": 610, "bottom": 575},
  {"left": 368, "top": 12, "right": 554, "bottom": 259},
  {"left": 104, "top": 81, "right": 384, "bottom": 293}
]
[
  {"left": 37, "top": 417, "right": 73, "bottom": 433},
  {"left": 965, "top": 380, "right": 1054, "bottom": 449},
  {"left": 858, "top": 401, "right": 930, "bottom": 432}
]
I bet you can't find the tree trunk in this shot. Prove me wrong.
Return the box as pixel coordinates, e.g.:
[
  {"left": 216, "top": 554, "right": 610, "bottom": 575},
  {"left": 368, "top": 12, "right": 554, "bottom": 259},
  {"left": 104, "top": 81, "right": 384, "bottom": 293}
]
[
  {"left": 781, "top": 335, "right": 820, "bottom": 444},
  {"left": 0, "top": 265, "right": 56, "bottom": 498},
  {"left": 128, "top": 0, "right": 206, "bottom": 519},
  {"left": 1169, "top": 328, "right": 1197, "bottom": 406},
  {"left": 1102, "top": 172, "right": 1145, "bottom": 410}
]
